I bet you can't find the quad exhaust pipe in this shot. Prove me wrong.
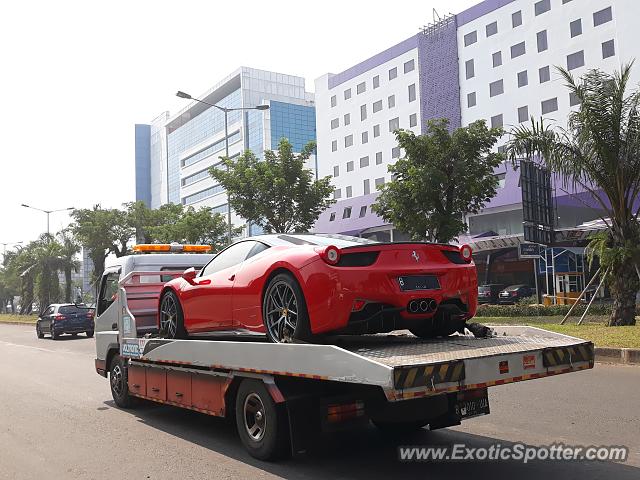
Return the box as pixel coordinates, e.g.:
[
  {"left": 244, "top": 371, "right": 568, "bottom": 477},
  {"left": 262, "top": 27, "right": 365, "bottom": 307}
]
[{"left": 407, "top": 299, "right": 437, "bottom": 313}]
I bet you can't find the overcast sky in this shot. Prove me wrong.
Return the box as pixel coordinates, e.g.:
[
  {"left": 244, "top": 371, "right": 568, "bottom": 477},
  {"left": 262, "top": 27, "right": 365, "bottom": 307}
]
[{"left": 0, "top": 0, "right": 477, "bottom": 249}]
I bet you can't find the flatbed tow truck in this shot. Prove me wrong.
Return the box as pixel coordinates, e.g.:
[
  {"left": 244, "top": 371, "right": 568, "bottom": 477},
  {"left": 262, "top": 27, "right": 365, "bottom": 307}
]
[{"left": 94, "top": 251, "right": 594, "bottom": 461}]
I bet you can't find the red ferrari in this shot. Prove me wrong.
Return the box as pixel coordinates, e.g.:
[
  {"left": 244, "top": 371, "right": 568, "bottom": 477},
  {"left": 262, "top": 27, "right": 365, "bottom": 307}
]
[{"left": 158, "top": 234, "right": 478, "bottom": 343}]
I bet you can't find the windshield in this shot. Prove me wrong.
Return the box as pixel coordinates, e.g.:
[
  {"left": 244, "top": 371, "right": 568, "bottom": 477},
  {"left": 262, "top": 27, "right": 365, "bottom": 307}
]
[
  {"left": 59, "top": 305, "right": 91, "bottom": 315},
  {"left": 478, "top": 286, "right": 492, "bottom": 293}
]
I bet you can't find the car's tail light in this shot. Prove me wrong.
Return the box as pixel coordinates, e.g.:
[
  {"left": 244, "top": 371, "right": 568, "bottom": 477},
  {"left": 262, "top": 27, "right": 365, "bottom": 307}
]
[
  {"left": 86, "top": 311, "right": 94, "bottom": 319},
  {"left": 318, "top": 245, "right": 341, "bottom": 265},
  {"left": 510, "top": 291, "right": 518, "bottom": 297},
  {"left": 327, "top": 401, "right": 365, "bottom": 423},
  {"left": 459, "top": 244, "right": 473, "bottom": 262},
  {"left": 53, "top": 314, "right": 66, "bottom": 321}
]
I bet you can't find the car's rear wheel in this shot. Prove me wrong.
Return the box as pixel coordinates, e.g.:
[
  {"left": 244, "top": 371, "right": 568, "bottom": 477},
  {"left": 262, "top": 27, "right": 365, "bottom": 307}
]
[
  {"left": 36, "top": 324, "right": 44, "bottom": 339},
  {"left": 86, "top": 331, "right": 94, "bottom": 338},
  {"left": 263, "top": 273, "right": 312, "bottom": 343},
  {"left": 159, "top": 290, "right": 186, "bottom": 339},
  {"left": 235, "top": 379, "right": 289, "bottom": 461},
  {"left": 109, "top": 354, "right": 138, "bottom": 408},
  {"left": 50, "top": 328, "right": 58, "bottom": 340}
]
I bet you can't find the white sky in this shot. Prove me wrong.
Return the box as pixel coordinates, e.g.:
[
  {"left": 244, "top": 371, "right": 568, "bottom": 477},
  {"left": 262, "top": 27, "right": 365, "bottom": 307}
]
[{"left": 0, "top": 0, "right": 477, "bottom": 249}]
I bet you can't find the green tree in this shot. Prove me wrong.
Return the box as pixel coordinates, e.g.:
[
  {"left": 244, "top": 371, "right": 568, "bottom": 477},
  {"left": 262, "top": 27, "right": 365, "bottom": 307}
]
[
  {"left": 210, "top": 139, "right": 335, "bottom": 233},
  {"left": 57, "top": 228, "right": 80, "bottom": 302},
  {"left": 505, "top": 63, "right": 640, "bottom": 326},
  {"left": 373, "top": 119, "right": 504, "bottom": 243}
]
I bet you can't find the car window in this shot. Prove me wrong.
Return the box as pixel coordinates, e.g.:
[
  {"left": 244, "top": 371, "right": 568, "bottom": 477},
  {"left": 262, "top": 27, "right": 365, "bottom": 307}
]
[
  {"left": 98, "top": 272, "right": 120, "bottom": 315},
  {"left": 59, "top": 305, "right": 90, "bottom": 315},
  {"left": 43, "top": 306, "right": 54, "bottom": 316},
  {"left": 201, "top": 241, "right": 258, "bottom": 277},
  {"left": 246, "top": 242, "right": 269, "bottom": 260}
]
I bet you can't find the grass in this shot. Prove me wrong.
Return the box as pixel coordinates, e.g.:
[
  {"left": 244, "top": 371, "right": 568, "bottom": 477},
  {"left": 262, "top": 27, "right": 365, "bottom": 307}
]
[
  {"left": 0, "top": 314, "right": 38, "bottom": 324},
  {"left": 482, "top": 316, "right": 640, "bottom": 349}
]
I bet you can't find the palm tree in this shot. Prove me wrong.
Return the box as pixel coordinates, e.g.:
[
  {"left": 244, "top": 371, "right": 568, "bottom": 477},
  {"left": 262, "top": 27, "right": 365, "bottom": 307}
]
[
  {"left": 58, "top": 229, "right": 80, "bottom": 302},
  {"left": 506, "top": 62, "right": 640, "bottom": 326}
]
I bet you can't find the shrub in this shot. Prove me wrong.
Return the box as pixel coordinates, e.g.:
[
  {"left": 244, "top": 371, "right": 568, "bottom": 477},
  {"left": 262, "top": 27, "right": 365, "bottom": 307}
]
[{"left": 475, "top": 302, "right": 613, "bottom": 317}]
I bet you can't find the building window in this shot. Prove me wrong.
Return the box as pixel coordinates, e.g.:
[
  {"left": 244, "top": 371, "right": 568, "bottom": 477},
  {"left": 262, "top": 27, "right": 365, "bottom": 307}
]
[
  {"left": 492, "top": 51, "right": 502, "bottom": 67},
  {"left": 465, "top": 59, "right": 475, "bottom": 79},
  {"left": 408, "top": 84, "right": 416, "bottom": 102},
  {"left": 593, "top": 7, "right": 612, "bottom": 27},
  {"left": 602, "top": 39, "right": 615, "bottom": 59},
  {"left": 464, "top": 31, "right": 477, "bottom": 47},
  {"left": 489, "top": 79, "right": 504, "bottom": 97},
  {"left": 360, "top": 156, "right": 369, "bottom": 168},
  {"left": 357, "top": 82, "right": 366, "bottom": 94},
  {"left": 362, "top": 131, "right": 369, "bottom": 144},
  {"left": 359, "top": 206, "right": 367, "bottom": 217},
  {"left": 373, "top": 100, "right": 383, "bottom": 113},
  {"left": 360, "top": 104, "right": 367, "bottom": 120},
  {"left": 567, "top": 50, "right": 585, "bottom": 70},
  {"left": 391, "top": 147, "right": 400, "bottom": 159},
  {"left": 467, "top": 92, "right": 476, "bottom": 107},
  {"left": 486, "top": 21, "right": 498, "bottom": 37},
  {"left": 376, "top": 151, "right": 383, "bottom": 165},
  {"left": 511, "top": 41, "right": 526, "bottom": 58},
  {"left": 333, "top": 165, "right": 340, "bottom": 177},
  {"left": 375, "top": 177, "right": 385, "bottom": 188},
  {"left": 569, "top": 92, "right": 580, "bottom": 106},
  {"left": 333, "top": 188, "right": 341, "bottom": 200},
  {"left": 344, "top": 113, "right": 351, "bottom": 125},
  {"left": 389, "top": 67, "right": 397, "bottom": 80},
  {"left": 329, "top": 212, "right": 336, "bottom": 221},
  {"left": 563, "top": 0, "right": 573, "bottom": 3},
  {"left": 389, "top": 117, "right": 400, "bottom": 132},
  {"left": 363, "top": 179, "right": 370, "bottom": 194},
  {"left": 570, "top": 19, "right": 582, "bottom": 37},
  {"left": 491, "top": 114, "right": 503, "bottom": 128},
  {"left": 539, "top": 65, "right": 550, "bottom": 83},
  {"left": 518, "top": 70, "right": 528, "bottom": 87},
  {"left": 347, "top": 161, "right": 354, "bottom": 172},
  {"left": 373, "top": 75, "right": 380, "bottom": 89},
  {"left": 331, "top": 118, "right": 339, "bottom": 129},
  {"left": 330, "top": 95, "right": 337, "bottom": 107},
  {"left": 541, "top": 97, "right": 558, "bottom": 114},
  {"left": 535, "top": 0, "right": 550, "bottom": 16},
  {"left": 344, "top": 88, "right": 351, "bottom": 100},
  {"left": 404, "top": 59, "right": 415, "bottom": 73},
  {"left": 518, "top": 105, "right": 529, "bottom": 123},
  {"left": 331, "top": 140, "right": 337, "bottom": 152},
  {"left": 344, "top": 134, "right": 353, "bottom": 148},
  {"left": 343, "top": 206, "right": 352, "bottom": 219},
  {"left": 409, "top": 113, "right": 417, "bottom": 127},
  {"left": 496, "top": 172, "right": 507, "bottom": 188},
  {"left": 346, "top": 186, "right": 352, "bottom": 198},
  {"left": 537, "top": 30, "right": 548, "bottom": 52},
  {"left": 388, "top": 95, "right": 396, "bottom": 108},
  {"left": 373, "top": 124, "right": 380, "bottom": 137},
  {"left": 512, "top": 10, "right": 522, "bottom": 28}
]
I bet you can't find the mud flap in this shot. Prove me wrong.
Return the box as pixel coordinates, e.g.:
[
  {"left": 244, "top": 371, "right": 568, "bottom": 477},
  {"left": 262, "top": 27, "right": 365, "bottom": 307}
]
[{"left": 286, "top": 396, "right": 321, "bottom": 457}]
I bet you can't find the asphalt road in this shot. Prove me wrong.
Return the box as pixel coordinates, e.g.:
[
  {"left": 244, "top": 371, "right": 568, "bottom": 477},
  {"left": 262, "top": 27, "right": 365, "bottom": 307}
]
[{"left": 0, "top": 323, "right": 638, "bottom": 480}]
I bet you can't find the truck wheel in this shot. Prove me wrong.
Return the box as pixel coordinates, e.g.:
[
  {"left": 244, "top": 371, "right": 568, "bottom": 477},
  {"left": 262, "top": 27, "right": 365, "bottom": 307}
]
[
  {"left": 235, "top": 379, "right": 289, "bottom": 461},
  {"left": 372, "top": 419, "right": 429, "bottom": 434},
  {"left": 109, "top": 354, "right": 138, "bottom": 409},
  {"left": 159, "top": 290, "right": 187, "bottom": 339},
  {"left": 263, "top": 273, "right": 312, "bottom": 343}
]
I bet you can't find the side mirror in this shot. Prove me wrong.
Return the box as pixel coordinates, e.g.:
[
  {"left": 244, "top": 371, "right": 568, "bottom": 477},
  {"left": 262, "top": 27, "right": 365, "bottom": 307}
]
[{"left": 182, "top": 267, "right": 197, "bottom": 284}]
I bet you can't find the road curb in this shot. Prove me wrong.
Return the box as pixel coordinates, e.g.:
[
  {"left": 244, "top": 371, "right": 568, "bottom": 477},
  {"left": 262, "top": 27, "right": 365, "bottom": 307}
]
[
  {"left": 0, "top": 321, "right": 37, "bottom": 326},
  {"left": 595, "top": 347, "right": 640, "bottom": 364}
]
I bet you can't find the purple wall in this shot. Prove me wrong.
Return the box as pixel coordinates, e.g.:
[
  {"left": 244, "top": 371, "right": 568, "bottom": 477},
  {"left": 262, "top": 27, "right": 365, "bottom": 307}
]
[
  {"left": 417, "top": 16, "right": 461, "bottom": 132},
  {"left": 456, "top": 0, "right": 517, "bottom": 27},
  {"left": 327, "top": 35, "right": 418, "bottom": 89},
  {"left": 313, "top": 192, "right": 387, "bottom": 235}
]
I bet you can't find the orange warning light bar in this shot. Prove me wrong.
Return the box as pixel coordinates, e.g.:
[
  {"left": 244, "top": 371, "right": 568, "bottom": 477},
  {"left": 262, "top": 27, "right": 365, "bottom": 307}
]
[{"left": 133, "top": 244, "right": 211, "bottom": 253}]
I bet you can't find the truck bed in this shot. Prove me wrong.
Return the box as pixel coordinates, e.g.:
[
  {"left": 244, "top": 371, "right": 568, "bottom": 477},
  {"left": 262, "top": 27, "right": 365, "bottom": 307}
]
[{"left": 121, "top": 326, "right": 593, "bottom": 402}]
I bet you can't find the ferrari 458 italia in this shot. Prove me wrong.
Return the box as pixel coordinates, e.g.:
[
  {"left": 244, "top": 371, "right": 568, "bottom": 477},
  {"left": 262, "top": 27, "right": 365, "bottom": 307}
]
[{"left": 158, "top": 234, "right": 478, "bottom": 343}]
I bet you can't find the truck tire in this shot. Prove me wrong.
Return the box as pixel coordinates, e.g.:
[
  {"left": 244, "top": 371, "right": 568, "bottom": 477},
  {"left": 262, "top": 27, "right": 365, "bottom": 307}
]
[
  {"left": 235, "top": 379, "right": 289, "bottom": 461},
  {"left": 109, "top": 354, "right": 138, "bottom": 409},
  {"left": 159, "top": 290, "right": 187, "bottom": 339},
  {"left": 263, "top": 273, "right": 312, "bottom": 343}
]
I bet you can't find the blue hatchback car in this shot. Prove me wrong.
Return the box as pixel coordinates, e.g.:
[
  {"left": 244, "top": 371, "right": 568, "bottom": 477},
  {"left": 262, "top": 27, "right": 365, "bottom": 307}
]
[{"left": 36, "top": 304, "right": 95, "bottom": 340}]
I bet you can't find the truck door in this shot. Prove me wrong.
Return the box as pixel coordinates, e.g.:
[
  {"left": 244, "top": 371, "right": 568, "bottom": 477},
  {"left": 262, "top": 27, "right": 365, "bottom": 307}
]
[{"left": 180, "top": 241, "right": 259, "bottom": 332}]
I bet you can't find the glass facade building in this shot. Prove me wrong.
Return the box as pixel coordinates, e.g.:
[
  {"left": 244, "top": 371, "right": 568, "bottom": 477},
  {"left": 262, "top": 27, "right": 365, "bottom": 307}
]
[{"left": 270, "top": 101, "right": 316, "bottom": 152}]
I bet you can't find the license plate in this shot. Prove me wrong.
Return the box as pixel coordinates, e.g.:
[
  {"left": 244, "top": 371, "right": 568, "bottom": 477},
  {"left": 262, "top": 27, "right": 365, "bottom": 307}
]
[
  {"left": 398, "top": 275, "right": 440, "bottom": 291},
  {"left": 456, "top": 390, "right": 490, "bottom": 419}
]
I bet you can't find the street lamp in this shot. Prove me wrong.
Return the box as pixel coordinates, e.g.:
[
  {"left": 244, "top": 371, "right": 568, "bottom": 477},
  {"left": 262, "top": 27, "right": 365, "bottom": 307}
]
[
  {"left": 176, "top": 91, "right": 269, "bottom": 244},
  {"left": 21, "top": 204, "right": 74, "bottom": 237}
]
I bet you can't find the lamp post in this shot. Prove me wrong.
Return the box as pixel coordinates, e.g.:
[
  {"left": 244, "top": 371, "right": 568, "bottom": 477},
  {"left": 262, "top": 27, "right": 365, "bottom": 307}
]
[
  {"left": 176, "top": 90, "right": 269, "bottom": 244},
  {"left": 21, "top": 204, "right": 74, "bottom": 238}
]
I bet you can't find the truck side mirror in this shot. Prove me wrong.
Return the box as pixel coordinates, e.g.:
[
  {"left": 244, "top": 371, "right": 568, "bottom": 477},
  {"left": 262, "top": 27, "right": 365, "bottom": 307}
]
[{"left": 182, "top": 267, "right": 197, "bottom": 284}]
